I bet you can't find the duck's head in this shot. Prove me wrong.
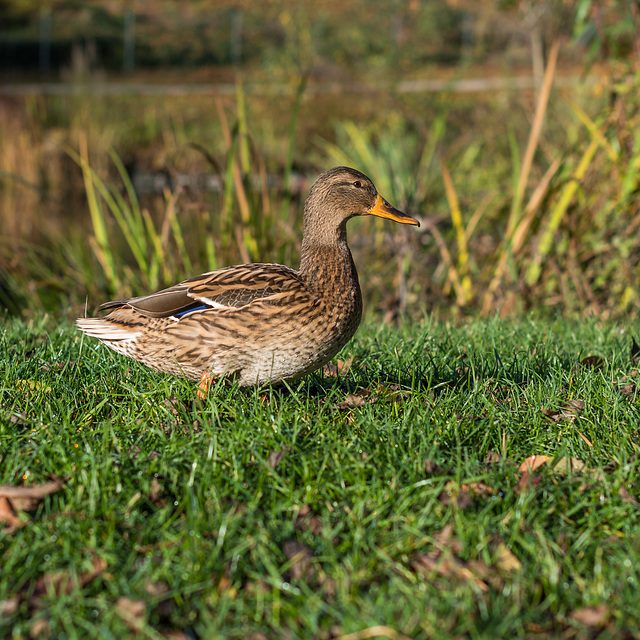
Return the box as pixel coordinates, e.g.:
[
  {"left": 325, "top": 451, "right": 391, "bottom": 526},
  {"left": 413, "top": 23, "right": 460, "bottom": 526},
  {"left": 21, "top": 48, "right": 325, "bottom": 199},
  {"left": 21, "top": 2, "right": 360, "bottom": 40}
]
[{"left": 302, "top": 167, "right": 419, "bottom": 245}]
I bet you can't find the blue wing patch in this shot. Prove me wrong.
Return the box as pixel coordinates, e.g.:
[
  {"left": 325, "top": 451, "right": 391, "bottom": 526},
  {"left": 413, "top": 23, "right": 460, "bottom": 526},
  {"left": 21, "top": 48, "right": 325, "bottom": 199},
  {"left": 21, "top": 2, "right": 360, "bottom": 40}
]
[{"left": 174, "top": 304, "right": 210, "bottom": 318}]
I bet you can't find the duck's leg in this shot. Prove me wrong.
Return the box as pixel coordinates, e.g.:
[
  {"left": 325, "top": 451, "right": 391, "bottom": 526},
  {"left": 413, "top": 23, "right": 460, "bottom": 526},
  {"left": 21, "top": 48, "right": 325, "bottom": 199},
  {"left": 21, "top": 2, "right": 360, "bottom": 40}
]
[{"left": 197, "top": 371, "right": 212, "bottom": 399}]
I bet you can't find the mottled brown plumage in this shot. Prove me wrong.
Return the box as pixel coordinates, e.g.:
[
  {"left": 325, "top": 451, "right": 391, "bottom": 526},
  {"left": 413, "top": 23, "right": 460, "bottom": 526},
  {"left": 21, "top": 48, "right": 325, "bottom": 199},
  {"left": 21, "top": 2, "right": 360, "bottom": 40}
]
[{"left": 76, "top": 167, "right": 419, "bottom": 388}]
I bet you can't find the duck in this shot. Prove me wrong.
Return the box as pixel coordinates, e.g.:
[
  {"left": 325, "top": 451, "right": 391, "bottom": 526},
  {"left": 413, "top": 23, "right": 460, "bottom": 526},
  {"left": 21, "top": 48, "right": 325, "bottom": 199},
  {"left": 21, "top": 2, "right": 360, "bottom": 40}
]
[{"left": 76, "top": 166, "right": 419, "bottom": 393}]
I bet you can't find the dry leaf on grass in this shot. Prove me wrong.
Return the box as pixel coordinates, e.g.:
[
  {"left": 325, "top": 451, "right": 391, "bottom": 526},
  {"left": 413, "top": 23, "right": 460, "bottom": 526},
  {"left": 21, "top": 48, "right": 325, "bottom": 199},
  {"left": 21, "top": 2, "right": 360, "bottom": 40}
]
[
  {"left": 295, "top": 505, "right": 323, "bottom": 536},
  {"left": 432, "top": 524, "right": 462, "bottom": 554},
  {"left": 424, "top": 458, "right": 446, "bottom": 475},
  {"left": 0, "top": 596, "right": 19, "bottom": 616},
  {"left": 518, "top": 455, "right": 551, "bottom": 473},
  {"left": 32, "top": 555, "right": 107, "bottom": 597},
  {"left": 116, "top": 597, "right": 146, "bottom": 632},
  {"left": 552, "top": 457, "right": 586, "bottom": 475},
  {"left": 333, "top": 625, "right": 416, "bottom": 640},
  {"left": 0, "top": 479, "right": 63, "bottom": 512},
  {"left": 267, "top": 446, "right": 290, "bottom": 470},
  {"left": 495, "top": 543, "right": 522, "bottom": 573},
  {"left": 411, "top": 550, "right": 489, "bottom": 592},
  {"left": 517, "top": 455, "right": 591, "bottom": 493},
  {"left": 29, "top": 617, "right": 51, "bottom": 637},
  {"left": 570, "top": 604, "right": 608, "bottom": 627},
  {"left": 332, "top": 383, "right": 410, "bottom": 411},
  {"left": 411, "top": 524, "right": 484, "bottom": 588},
  {"left": 8, "top": 412, "right": 29, "bottom": 425},
  {"left": 541, "top": 399, "right": 585, "bottom": 423},
  {"left": 579, "top": 355, "right": 605, "bottom": 369},
  {"left": 411, "top": 526, "right": 522, "bottom": 595},
  {"left": 0, "top": 479, "right": 64, "bottom": 531},
  {"left": 2, "top": 554, "right": 107, "bottom": 618},
  {"left": 0, "top": 496, "right": 21, "bottom": 528},
  {"left": 517, "top": 471, "right": 543, "bottom": 492},
  {"left": 618, "top": 382, "right": 637, "bottom": 399},
  {"left": 148, "top": 478, "right": 166, "bottom": 507},
  {"left": 438, "top": 481, "right": 494, "bottom": 509},
  {"left": 618, "top": 486, "right": 640, "bottom": 506},
  {"left": 333, "top": 394, "right": 367, "bottom": 411},
  {"left": 144, "top": 580, "right": 174, "bottom": 621},
  {"left": 322, "top": 355, "right": 353, "bottom": 377},
  {"left": 484, "top": 450, "right": 502, "bottom": 464},
  {"left": 438, "top": 488, "right": 471, "bottom": 509},
  {"left": 464, "top": 481, "right": 494, "bottom": 496},
  {"left": 374, "top": 383, "right": 412, "bottom": 404},
  {"left": 282, "top": 540, "right": 315, "bottom": 582}
]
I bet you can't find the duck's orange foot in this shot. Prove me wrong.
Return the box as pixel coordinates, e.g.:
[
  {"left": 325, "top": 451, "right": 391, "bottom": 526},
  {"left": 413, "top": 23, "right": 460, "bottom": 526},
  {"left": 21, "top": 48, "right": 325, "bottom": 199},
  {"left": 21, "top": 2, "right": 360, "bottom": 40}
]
[{"left": 197, "top": 372, "right": 212, "bottom": 399}]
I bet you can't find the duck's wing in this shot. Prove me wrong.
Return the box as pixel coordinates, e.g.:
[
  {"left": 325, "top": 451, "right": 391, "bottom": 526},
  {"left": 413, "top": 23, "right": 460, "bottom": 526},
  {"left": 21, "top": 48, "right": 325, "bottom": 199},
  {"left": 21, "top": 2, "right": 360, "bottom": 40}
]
[{"left": 100, "top": 264, "right": 308, "bottom": 319}]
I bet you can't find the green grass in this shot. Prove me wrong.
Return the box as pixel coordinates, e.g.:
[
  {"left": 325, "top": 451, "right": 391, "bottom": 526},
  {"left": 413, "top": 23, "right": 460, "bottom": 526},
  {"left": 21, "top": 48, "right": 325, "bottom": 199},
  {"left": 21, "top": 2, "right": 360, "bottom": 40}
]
[{"left": 2, "top": 315, "right": 640, "bottom": 638}]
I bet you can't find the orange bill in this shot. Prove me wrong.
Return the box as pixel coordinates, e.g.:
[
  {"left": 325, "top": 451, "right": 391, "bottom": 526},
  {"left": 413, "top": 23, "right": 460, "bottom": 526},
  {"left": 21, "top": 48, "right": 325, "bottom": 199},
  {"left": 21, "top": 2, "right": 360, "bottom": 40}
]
[{"left": 368, "top": 194, "right": 420, "bottom": 226}]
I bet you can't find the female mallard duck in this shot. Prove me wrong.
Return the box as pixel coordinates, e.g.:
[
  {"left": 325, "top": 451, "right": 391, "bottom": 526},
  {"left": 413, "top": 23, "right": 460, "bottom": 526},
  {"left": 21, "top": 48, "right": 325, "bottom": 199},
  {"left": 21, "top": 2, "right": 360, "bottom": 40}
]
[{"left": 76, "top": 166, "right": 419, "bottom": 391}]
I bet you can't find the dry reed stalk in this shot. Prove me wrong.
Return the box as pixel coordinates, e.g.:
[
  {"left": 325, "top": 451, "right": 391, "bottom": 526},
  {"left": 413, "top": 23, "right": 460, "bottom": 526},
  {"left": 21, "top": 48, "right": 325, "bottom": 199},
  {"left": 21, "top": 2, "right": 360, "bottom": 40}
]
[
  {"left": 481, "top": 38, "right": 560, "bottom": 315},
  {"left": 441, "top": 160, "right": 471, "bottom": 305}
]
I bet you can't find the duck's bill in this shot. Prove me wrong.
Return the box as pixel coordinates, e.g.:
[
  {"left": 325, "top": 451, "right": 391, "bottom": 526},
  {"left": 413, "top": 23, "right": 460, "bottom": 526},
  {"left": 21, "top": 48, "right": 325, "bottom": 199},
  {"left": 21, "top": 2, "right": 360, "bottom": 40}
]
[{"left": 368, "top": 194, "right": 420, "bottom": 226}]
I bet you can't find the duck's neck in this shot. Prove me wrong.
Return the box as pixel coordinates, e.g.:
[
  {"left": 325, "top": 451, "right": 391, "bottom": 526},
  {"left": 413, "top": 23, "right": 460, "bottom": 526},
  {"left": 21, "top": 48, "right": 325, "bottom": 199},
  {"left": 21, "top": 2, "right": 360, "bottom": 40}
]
[{"left": 299, "top": 223, "right": 361, "bottom": 300}]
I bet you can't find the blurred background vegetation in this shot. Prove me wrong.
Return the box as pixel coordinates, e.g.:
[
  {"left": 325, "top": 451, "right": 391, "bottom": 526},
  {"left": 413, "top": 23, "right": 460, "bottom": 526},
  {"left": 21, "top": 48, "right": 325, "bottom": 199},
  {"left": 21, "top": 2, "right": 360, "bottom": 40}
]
[{"left": 1, "top": 0, "right": 639, "bottom": 321}]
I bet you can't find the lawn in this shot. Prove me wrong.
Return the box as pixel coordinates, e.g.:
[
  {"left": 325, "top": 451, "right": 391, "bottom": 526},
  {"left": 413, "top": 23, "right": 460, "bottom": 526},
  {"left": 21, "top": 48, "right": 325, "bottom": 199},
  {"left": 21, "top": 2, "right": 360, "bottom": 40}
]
[{"left": 2, "top": 314, "right": 640, "bottom": 638}]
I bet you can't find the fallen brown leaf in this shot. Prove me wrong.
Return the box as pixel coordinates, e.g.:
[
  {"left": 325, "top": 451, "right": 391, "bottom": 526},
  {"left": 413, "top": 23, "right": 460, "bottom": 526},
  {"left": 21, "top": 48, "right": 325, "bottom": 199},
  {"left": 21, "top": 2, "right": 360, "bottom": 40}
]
[
  {"left": 116, "top": 597, "right": 146, "bottom": 632},
  {"left": 295, "top": 505, "right": 323, "bottom": 536},
  {"left": 439, "top": 480, "right": 495, "bottom": 508},
  {"left": 518, "top": 455, "right": 551, "bottom": 473},
  {"left": 517, "top": 471, "right": 543, "bottom": 493},
  {"left": 570, "top": 604, "right": 608, "bottom": 627},
  {"left": 0, "top": 496, "right": 21, "bottom": 528},
  {"left": 552, "top": 457, "right": 586, "bottom": 475},
  {"left": 618, "top": 486, "right": 640, "bottom": 506},
  {"left": 32, "top": 555, "right": 107, "bottom": 597},
  {"left": 432, "top": 525, "right": 463, "bottom": 555},
  {"left": 374, "top": 383, "right": 412, "bottom": 405},
  {"left": 144, "top": 580, "right": 174, "bottom": 621},
  {"left": 465, "top": 558, "right": 505, "bottom": 590},
  {"left": 618, "top": 383, "right": 637, "bottom": 398},
  {"left": 29, "top": 617, "right": 51, "bottom": 638},
  {"left": 0, "top": 596, "right": 19, "bottom": 617},
  {"left": 144, "top": 580, "right": 169, "bottom": 598},
  {"left": 463, "top": 481, "right": 494, "bottom": 496},
  {"left": 438, "top": 485, "right": 472, "bottom": 509},
  {"left": 424, "top": 459, "right": 446, "bottom": 475},
  {"left": 541, "top": 399, "right": 585, "bottom": 423},
  {"left": 148, "top": 478, "right": 166, "bottom": 506},
  {"left": 564, "top": 399, "right": 586, "bottom": 415},
  {"left": 322, "top": 355, "right": 353, "bottom": 377},
  {"left": 8, "top": 412, "right": 29, "bottom": 425},
  {"left": 484, "top": 450, "right": 502, "bottom": 464},
  {"left": 0, "top": 479, "right": 63, "bottom": 511},
  {"left": 267, "top": 446, "right": 290, "bottom": 470},
  {"left": 455, "top": 365, "right": 470, "bottom": 378},
  {"left": 333, "top": 394, "right": 367, "bottom": 411},
  {"left": 579, "top": 355, "right": 605, "bottom": 369},
  {"left": 411, "top": 550, "right": 489, "bottom": 592},
  {"left": 333, "top": 625, "right": 416, "bottom": 640},
  {"left": 432, "top": 524, "right": 454, "bottom": 546},
  {"left": 282, "top": 540, "right": 315, "bottom": 582},
  {"left": 495, "top": 543, "right": 522, "bottom": 573}
]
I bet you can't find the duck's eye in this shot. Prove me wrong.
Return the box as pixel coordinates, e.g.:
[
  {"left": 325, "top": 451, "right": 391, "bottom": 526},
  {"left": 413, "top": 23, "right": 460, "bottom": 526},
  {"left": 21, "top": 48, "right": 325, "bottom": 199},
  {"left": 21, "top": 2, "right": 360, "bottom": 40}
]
[{"left": 353, "top": 180, "right": 363, "bottom": 188}]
